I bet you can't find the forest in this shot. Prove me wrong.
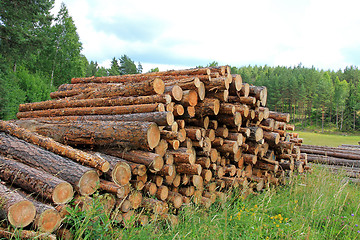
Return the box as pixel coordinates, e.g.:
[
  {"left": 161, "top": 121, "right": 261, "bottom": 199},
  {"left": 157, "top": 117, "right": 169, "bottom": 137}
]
[{"left": 0, "top": 0, "right": 359, "bottom": 132}]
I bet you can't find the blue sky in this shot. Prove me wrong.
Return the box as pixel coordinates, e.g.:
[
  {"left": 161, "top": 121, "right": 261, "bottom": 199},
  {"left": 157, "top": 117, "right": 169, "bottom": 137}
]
[{"left": 53, "top": 0, "right": 360, "bottom": 72}]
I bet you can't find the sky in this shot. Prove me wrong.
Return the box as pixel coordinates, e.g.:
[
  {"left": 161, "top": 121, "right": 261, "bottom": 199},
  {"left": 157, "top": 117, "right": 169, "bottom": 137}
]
[{"left": 53, "top": 0, "right": 360, "bottom": 72}]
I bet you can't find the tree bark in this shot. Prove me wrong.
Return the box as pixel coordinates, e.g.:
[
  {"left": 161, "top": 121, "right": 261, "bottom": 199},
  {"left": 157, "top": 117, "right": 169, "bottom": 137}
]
[
  {"left": 269, "top": 111, "right": 290, "bottom": 123},
  {"left": 102, "top": 149, "right": 164, "bottom": 172},
  {"left": 19, "top": 94, "right": 171, "bottom": 112},
  {"left": 63, "top": 78, "right": 164, "bottom": 100},
  {"left": 15, "top": 119, "right": 160, "bottom": 151},
  {"left": 17, "top": 103, "right": 162, "bottom": 119},
  {"left": 71, "top": 68, "right": 210, "bottom": 84},
  {"left": 0, "top": 155, "right": 74, "bottom": 204},
  {"left": 0, "top": 133, "right": 99, "bottom": 196},
  {"left": 29, "top": 111, "right": 174, "bottom": 127},
  {"left": 0, "top": 227, "right": 56, "bottom": 240},
  {"left": 0, "top": 121, "right": 109, "bottom": 172}
]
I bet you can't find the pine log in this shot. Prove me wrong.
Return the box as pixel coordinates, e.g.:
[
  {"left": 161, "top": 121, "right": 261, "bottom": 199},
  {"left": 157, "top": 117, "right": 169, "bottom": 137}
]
[
  {"left": 232, "top": 103, "right": 250, "bottom": 118},
  {"left": 90, "top": 152, "right": 132, "bottom": 185},
  {"left": 99, "top": 180, "right": 130, "bottom": 199},
  {"left": 100, "top": 152, "right": 146, "bottom": 177},
  {"left": 0, "top": 121, "right": 109, "bottom": 172},
  {"left": 249, "top": 85, "right": 267, "bottom": 106},
  {"left": 0, "top": 155, "right": 74, "bottom": 204},
  {"left": 300, "top": 149, "right": 360, "bottom": 160},
  {"left": 195, "top": 98, "right": 220, "bottom": 117},
  {"left": 300, "top": 145, "right": 360, "bottom": 155},
  {"left": 65, "top": 78, "right": 165, "bottom": 100},
  {"left": 71, "top": 68, "right": 211, "bottom": 84},
  {"left": 176, "top": 163, "right": 202, "bottom": 175},
  {"left": 102, "top": 149, "right": 164, "bottom": 172},
  {"left": 141, "top": 197, "right": 168, "bottom": 215},
  {"left": 217, "top": 112, "right": 242, "bottom": 128},
  {"left": 166, "top": 191, "right": 183, "bottom": 209},
  {"left": 247, "top": 127, "right": 264, "bottom": 142},
  {"left": 240, "top": 83, "right": 250, "bottom": 97},
  {"left": 306, "top": 154, "right": 360, "bottom": 167},
  {"left": 179, "top": 90, "right": 198, "bottom": 107},
  {"left": 0, "top": 184, "right": 36, "bottom": 228},
  {"left": 156, "top": 185, "right": 169, "bottom": 201},
  {"left": 165, "top": 85, "right": 183, "bottom": 101},
  {"left": 21, "top": 194, "right": 61, "bottom": 233},
  {"left": 263, "top": 131, "right": 280, "bottom": 146},
  {"left": 269, "top": 111, "right": 290, "bottom": 123},
  {"left": 228, "top": 74, "right": 243, "bottom": 94},
  {"left": 206, "top": 90, "right": 228, "bottom": 102},
  {"left": 144, "top": 182, "right": 157, "bottom": 196},
  {"left": 17, "top": 103, "right": 162, "bottom": 119},
  {"left": 0, "top": 227, "right": 56, "bottom": 240},
  {"left": 0, "top": 133, "right": 99, "bottom": 195},
  {"left": 24, "top": 111, "right": 174, "bottom": 127},
  {"left": 19, "top": 94, "right": 171, "bottom": 112},
  {"left": 167, "top": 148, "right": 196, "bottom": 165},
  {"left": 15, "top": 119, "right": 160, "bottom": 151}
]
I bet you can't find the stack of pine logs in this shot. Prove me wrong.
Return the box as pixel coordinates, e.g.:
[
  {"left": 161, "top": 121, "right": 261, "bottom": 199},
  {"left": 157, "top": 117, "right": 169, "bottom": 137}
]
[
  {"left": 300, "top": 144, "right": 360, "bottom": 183},
  {"left": 0, "top": 66, "right": 306, "bottom": 238}
]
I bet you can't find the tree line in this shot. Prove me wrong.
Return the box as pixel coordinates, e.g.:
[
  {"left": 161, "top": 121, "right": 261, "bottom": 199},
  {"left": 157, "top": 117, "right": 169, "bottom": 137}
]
[
  {"left": 232, "top": 65, "right": 360, "bottom": 132},
  {"left": 0, "top": 1, "right": 143, "bottom": 120},
  {"left": 0, "top": 1, "right": 359, "bottom": 132}
]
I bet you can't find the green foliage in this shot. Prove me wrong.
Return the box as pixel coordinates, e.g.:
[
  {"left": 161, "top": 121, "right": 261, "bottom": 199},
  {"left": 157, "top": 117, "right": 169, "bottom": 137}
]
[
  {"left": 119, "top": 55, "right": 141, "bottom": 75},
  {"left": 0, "top": 66, "right": 54, "bottom": 120},
  {"left": 149, "top": 67, "right": 159, "bottom": 72},
  {"left": 63, "top": 193, "right": 121, "bottom": 240},
  {"left": 0, "top": 0, "right": 54, "bottom": 69},
  {"left": 108, "top": 57, "right": 121, "bottom": 76}
]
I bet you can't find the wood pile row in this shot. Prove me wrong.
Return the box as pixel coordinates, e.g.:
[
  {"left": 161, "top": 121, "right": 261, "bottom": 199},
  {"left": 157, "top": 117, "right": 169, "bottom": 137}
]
[
  {"left": 0, "top": 66, "right": 306, "bottom": 238},
  {"left": 300, "top": 144, "right": 360, "bottom": 183}
]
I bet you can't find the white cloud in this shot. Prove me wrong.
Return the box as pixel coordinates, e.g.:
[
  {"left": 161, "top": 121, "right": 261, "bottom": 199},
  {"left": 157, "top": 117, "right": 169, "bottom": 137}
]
[{"left": 54, "top": 0, "right": 360, "bottom": 70}]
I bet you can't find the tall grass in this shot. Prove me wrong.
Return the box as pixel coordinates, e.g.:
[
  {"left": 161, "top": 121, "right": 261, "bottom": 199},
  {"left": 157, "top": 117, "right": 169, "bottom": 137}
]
[
  {"left": 13, "top": 166, "right": 357, "bottom": 239},
  {"left": 118, "top": 166, "right": 360, "bottom": 239}
]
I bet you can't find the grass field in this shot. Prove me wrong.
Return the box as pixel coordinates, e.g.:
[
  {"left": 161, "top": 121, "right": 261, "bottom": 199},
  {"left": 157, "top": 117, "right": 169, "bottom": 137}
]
[
  {"left": 41, "top": 166, "right": 359, "bottom": 240},
  {"left": 295, "top": 131, "right": 360, "bottom": 147}
]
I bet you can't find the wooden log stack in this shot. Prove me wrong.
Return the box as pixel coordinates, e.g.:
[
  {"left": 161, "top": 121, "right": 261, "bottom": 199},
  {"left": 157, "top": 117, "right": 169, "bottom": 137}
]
[
  {"left": 300, "top": 144, "right": 360, "bottom": 183},
  {"left": 0, "top": 66, "right": 307, "bottom": 236}
]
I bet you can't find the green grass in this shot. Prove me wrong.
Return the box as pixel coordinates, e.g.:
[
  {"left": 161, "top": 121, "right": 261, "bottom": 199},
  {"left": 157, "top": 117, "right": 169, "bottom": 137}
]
[
  {"left": 52, "top": 166, "right": 360, "bottom": 240},
  {"left": 294, "top": 131, "right": 360, "bottom": 147}
]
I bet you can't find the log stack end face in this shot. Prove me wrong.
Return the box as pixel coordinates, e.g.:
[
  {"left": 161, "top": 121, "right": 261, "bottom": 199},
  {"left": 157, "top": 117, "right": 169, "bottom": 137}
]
[
  {"left": 148, "top": 123, "right": 161, "bottom": 150},
  {"left": 53, "top": 182, "right": 74, "bottom": 204},
  {"left": 8, "top": 200, "right": 36, "bottom": 228},
  {"left": 78, "top": 170, "right": 99, "bottom": 196},
  {"left": 36, "top": 208, "right": 62, "bottom": 233}
]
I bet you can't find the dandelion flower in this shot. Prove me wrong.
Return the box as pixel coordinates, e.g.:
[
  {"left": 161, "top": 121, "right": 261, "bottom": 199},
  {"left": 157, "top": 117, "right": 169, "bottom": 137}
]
[{"left": 276, "top": 224, "right": 280, "bottom": 227}]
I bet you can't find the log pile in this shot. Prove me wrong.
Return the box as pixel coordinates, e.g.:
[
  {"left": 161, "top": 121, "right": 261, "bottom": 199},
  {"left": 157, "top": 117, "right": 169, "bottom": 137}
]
[
  {"left": 0, "top": 66, "right": 306, "bottom": 237},
  {"left": 300, "top": 144, "right": 360, "bottom": 183}
]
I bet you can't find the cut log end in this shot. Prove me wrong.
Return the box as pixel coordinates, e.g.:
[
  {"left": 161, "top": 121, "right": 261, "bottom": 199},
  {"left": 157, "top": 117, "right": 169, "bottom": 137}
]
[
  {"left": 53, "top": 182, "right": 74, "bottom": 205},
  {"left": 198, "top": 82, "right": 206, "bottom": 100},
  {"left": 100, "top": 161, "right": 111, "bottom": 173},
  {"left": 113, "top": 162, "right": 132, "bottom": 186},
  {"left": 8, "top": 200, "right": 36, "bottom": 228},
  {"left": 78, "top": 170, "right": 99, "bottom": 196},
  {"left": 36, "top": 209, "right": 61, "bottom": 233},
  {"left": 172, "top": 85, "right": 183, "bottom": 101},
  {"left": 153, "top": 155, "right": 165, "bottom": 172},
  {"left": 147, "top": 123, "right": 161, "bottom": 149},
  {"left": 154, "top": 78, "right": 165, "bottom": 94},
  {"left": 166, "top": 112, "right": 175, "bottom": 126}
]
